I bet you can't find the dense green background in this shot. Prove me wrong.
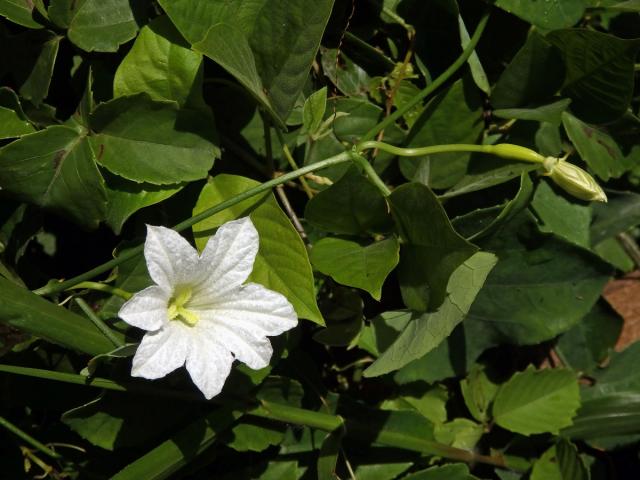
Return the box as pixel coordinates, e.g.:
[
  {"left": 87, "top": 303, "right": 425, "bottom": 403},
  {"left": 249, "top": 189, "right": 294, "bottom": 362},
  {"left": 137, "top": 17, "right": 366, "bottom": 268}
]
[{"left": 1, "top": 0, "right": 639, "bottom": 478}]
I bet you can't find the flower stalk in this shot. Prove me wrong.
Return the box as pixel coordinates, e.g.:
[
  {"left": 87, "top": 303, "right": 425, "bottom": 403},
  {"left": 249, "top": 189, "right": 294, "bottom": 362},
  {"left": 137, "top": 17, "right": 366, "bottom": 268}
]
[{"left": 356, "top": 141, "right": 607, "bottom": 203}]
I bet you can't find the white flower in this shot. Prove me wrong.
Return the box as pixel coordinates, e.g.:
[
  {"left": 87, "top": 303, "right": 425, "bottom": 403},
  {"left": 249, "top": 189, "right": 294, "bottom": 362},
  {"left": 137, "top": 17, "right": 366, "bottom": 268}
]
[{"left": 118, "top": 217, "right": 298, "bottom": 399}]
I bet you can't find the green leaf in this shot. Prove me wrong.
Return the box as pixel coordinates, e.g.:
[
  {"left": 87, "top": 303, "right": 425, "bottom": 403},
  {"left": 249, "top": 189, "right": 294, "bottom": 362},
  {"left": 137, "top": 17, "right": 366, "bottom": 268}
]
[
  {"left": 192, "top": 23, "right": 273, "bottom": 116},
  {"left": 62, "top": 393, "right": 187, "bottom": 451},
  {"left": 393, "top": 80, "right": 426, "bottom": 129},
  {"left": 0, "top": 126, "right": 107, "bottom": 228},
  {"left": 441, "top": 163, "right": 538, "bottom": 199},
  {"left": 583, "top": 342, "right": 640, "bottom": 398},
  {"left": 364, "top": 252, "right": 497, "bottom": 377},
  {"left": 303, "top": 86, "right": 327, "bottom": 135},
  {"left": 310, "top": 237, "right": 399, "bottom": 300},
  {"left": 491, "top": 32, "right": 564, "bottom": 109},
  {"left": 0, "top": 106, "right": 35, "bottom": 139},
  {"left": 454, "top": 172, "right": 534, "bottom": 241},
  {"left": 492, "top": 366, "right": 580, "bottom": 436},
  {"left": 493, "top": 98, "right": 572, "bottom": 124},
  {"left": 403, "top": 464, "right": 475, "bottom": 480},
  {"left": 468, "top": 213, "right": 610, "bottom": 344},
  {"left": 90, "top": 95, "right": 218, "bottom": 185},
  {"left": 608, "top": 0, "right": 640, "bottom": 11},
  {"left": 393, "top": 387, "right": 449, "bottom": 424},
  {"left": 226, "top": 377, "right": 303, "bottom": 453},
  {"left": 313, "top": 286, "right": 363, "bottom": 347},
  {"left": 159, "top": 0, "right": 335, "bottom": 124},
  {"left": 460, "top": 366, "right": 500, "bottom": 423},
  {"left": 56, "top": 0, "right": 146, "bottom": 52},
  {"left": 459, "top": 15, "right": 490, "bottom": 95},
  {"left": 531, "top": 179, "right": 592, "bottom": 248},
  {"left": 226, "top": 417, "right": 287, "bottom": 453},
  {"left": 113, "top": 16, "right": 204, "bottom": 109},
  {"left": 556, "top": 302, "right": 622, "bottom": 374},
  {"left": 317, "top": 427, "right": 344, "bottom": 480},
  {"left": 0, "top": 0, "right": 43, "bottom": 28},
  {"left": 9, "top": 30, "right": 61, "bottom": 106},
  {"left": 593, "top": 237, "right": 635, "bottom": 272},
  {"left": 0, "top": 277, "right": 119, "bottom": 355},
  {"left": 562, "top": 111, "right": 629, "bottom": 180},
  {"left": 548, "top": 29, "right": 640, "bottom": 123},
  {"left": 305, "top": 166, "right": 392, "bottom": 235},
  {"left": 0, "top": 87, "right": 28, "bottom": 121},
  {"left": 530, "top": 446, "right": 562, "bottom": 480},
  {"left": 562, "top": 393, "right": 640, "bottom": 447},
  {"left": 259, "top": 461, "right": 300, "bottom": 480},
  {"left": 591, "top": 191, "right": 640, "bottom": 244},
  {"left": 402, "top": 77, "right": 484, "bottom": 189},
  {"left": 343, "top": 405, "right": 437, "bottom": 452},
  {"left": 433, "top": 418, "right": 484, "bottom": 450},
  {"left": 111, "top": 407, "right": 241, "bottom": 480},
  {"left": 389, "top": 182, "right": 478, "bottom": 311},
  {"left": 353, "top": 463, "right": 412, "bottom": 480},
  {"left": 494, "top": 0, "right": 586, "bottom": 29},
  {"left": 321, "top": 48, "right": 372, "bottom": 97},
  {"left": 394, "top": 319, "right": 501, "bottom": 385},
  {"left": 103, "top": 173, "right": 184, "bottom": 234},
  {"left": 563, "top": 343, "right": 640, "bottom": 447},
  {"left": 556, "top": 439, "right": 589, "bottom": 480},
  {"left": 193, "top": 174, "right": 323, "bottom": 324},
  {"left": 531, "top": 443, "right": 589, "bottom": 480},
  {"left": 333, "top": 97, "right": 405, "bottom": 147}
]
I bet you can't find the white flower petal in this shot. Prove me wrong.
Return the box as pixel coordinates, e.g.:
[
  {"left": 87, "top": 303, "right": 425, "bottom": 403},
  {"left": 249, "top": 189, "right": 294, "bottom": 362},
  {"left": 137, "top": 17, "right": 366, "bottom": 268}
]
[
  {"left": 118, "top": 286, "right": 169, "bottom": 331},
  {"left": 197, "top": 322, "right": 273, "bottom": 370},
  {"left": 145, "top": 225, "right": 200, "bottom": 290},
  {"left": 131, "top": 322, "right": 190, "bottom": 380},
  {"left": 185, "top": 335, "right": 234, "bottom": 399},
  {"left": 198, "top": 282, "right": 298, "bottom": 338},
  {"left": 193, "top": 217, "right": 259, "bottom": 300}
]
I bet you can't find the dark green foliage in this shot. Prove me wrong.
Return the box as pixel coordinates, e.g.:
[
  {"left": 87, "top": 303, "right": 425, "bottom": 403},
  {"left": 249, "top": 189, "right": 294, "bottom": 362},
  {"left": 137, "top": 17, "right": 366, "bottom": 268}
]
[{"left": 0, "top": 1, "right": 639, "bottom": 479}]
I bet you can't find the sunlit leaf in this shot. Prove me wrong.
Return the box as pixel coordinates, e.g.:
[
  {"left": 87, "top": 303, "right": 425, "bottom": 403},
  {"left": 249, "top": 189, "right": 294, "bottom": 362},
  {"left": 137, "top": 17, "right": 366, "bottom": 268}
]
[{"left": 493, "top": 367, "right": 580, "bottom": 435}]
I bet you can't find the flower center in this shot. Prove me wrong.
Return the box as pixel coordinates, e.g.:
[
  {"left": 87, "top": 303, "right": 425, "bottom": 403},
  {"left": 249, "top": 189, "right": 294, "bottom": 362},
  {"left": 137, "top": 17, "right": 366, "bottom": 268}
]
[{"left": 167, "top": 287, "right": 199, "bottom": 326}]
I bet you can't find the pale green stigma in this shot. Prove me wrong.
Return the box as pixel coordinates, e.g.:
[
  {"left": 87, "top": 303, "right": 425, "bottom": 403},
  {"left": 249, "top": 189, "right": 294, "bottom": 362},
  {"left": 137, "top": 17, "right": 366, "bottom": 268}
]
[{"left": 167, "top": 287, "right": 199, "bottom": 326}]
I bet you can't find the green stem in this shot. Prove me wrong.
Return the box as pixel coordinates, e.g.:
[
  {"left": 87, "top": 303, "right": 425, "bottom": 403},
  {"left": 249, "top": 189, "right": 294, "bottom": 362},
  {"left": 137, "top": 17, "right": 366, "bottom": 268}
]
[
  {"left": 34, "top": 151, "right": 353, "bottom": 297},
  {"left": 0, "top": 364, "right": 205, "bottom": 401},
  {"left": 358, "top": 9, "right": 490, "bottom": 143},
  {"left": 0, "top": 415, "right": 62, "bottom": 460},
  {"left": 357, "top": 141, "right": 547, "bottom": 164},
  {"left": 274, "top": 128, "right": 314, "bottom": 198},
  {"left": 351, "top": 153, "right": 391, "bottom": 197},
  {"left": 67, "top": 281, "right": 132, "bottom": 299},
  {"left": 74, "top": 298, "right": 125, "bottom": 348}
]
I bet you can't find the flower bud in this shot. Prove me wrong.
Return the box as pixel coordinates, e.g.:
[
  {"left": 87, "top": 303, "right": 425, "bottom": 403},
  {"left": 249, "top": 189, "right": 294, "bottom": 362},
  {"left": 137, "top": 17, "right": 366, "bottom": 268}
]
[{"left": 542, "top": 157, "right": 607, "bottom": 202}]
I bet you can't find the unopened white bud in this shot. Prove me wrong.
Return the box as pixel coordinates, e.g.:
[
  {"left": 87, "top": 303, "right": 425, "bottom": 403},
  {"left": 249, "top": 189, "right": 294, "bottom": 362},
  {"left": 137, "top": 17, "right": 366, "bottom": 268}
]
[{"left": 542, "top": 157, "right": 607, "bottom": 203}]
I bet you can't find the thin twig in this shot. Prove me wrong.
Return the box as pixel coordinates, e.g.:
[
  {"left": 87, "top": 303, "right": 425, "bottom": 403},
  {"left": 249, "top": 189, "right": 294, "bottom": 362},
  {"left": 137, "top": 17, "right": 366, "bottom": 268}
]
[
  {"left": 617, "top": 232, "right": 640, "bottom": 268},
  {"left": 275, "top": 128, "right": 314, "bottom": 198},
  {"left": 275, "top": 185, "right": 308, "bottom": 244}
]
